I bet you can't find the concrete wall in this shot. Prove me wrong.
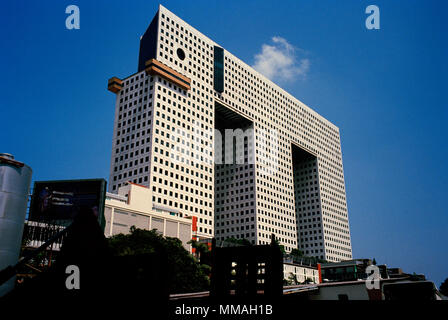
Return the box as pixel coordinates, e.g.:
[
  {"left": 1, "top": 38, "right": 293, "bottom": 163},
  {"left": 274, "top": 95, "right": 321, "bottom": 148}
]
[{"left": 309, "top": 283, "right": 370, "bottom": 300}]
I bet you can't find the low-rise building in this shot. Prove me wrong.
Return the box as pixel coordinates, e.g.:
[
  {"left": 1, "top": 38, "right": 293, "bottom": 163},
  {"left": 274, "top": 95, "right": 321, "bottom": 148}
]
[
  {"left": 283, "top": 261, "right": 320, "bottom": 284},
  {"left": 104, "top": 182, "right": 193, "bottom": 249},
  {"left": 320, "top": 259, "right": 389, "bottom": 282}
]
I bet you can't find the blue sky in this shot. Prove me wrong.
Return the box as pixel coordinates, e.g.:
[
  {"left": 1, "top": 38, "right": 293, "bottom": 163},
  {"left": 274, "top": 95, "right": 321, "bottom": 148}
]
[{"left": 1, "top": 1, "right": 447, "bottom": 287}]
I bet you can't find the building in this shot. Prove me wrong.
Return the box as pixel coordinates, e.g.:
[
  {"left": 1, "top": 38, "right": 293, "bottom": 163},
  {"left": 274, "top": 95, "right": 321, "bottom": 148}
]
[
  {"left": 171, "top": 278, "right": 446, "bottom": 301},
  {"left": 321, "top": 259, "right": 391, "bottom": 282},
  {"left": 284, "top": 278, "right": 444, "bottom": 301},
  {"left": 107, "top": 5, "right": 352, "bottom": 261},
  {"left": 283, "top": 261, "right": 320, "bottom": 284},
  {"left": 104, "top": 182, "right": 193, "bottom": 249},
  {"left": 321, "top": 259, "right": 373, "bottom": 282}
]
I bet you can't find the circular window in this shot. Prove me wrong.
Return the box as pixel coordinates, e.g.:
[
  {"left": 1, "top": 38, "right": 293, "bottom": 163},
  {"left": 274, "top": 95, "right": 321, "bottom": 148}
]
[{"left": 176, "top": 48, "right": 185, "bottom": 61}]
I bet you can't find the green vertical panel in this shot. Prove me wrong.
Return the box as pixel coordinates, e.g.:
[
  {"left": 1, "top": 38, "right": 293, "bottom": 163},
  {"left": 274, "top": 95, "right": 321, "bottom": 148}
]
[{"left": 214, "top": 46, "right": 224, "bottom": 93}]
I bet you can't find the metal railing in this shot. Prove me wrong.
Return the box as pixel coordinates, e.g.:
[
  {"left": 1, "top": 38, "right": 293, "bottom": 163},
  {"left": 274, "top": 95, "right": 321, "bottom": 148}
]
[{"left": 0, "top": 223, "right": 72, "bottom": 287}]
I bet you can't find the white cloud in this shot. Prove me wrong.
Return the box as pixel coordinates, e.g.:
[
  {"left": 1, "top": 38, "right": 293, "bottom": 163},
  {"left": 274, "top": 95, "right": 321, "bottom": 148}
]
[{"left": 252, "top": 36, "right": 310, "bottom": 82}]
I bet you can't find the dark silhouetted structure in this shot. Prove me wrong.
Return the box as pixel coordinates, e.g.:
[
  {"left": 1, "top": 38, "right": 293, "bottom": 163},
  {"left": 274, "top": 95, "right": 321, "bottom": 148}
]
[
  {"left": 1, "top": 207, "right": 169, "bottom": 309},
  {"left": 210, "top": 235, "right": 283, "bottom": 298}
]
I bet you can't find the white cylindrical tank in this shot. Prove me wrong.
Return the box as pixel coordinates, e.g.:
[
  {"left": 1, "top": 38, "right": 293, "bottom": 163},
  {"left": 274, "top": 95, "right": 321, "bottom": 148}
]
[{"left": 0, "top": 153, "right": 32, "bottom": 297}]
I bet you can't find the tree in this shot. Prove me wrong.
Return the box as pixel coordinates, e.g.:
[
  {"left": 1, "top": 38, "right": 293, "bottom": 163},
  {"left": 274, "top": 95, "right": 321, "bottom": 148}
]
[
  {"left": 440, "top": 278, "right": 448, "bottom": 297},
  {"left": 272, "top": 238, "right": 286, "bottom": 255},
  {"left": 290, "top": 248, "right": 304, "bottom": 258},
  {"left": 224, "top": 237, "right": 252, "bottom": 246},
  {"left": 372, "top": 258, "right": 377, "bottom": 265},
  {"left": 288, "top": 272, "right": 299, "bottom": 285},
  {"left": 187, "top": 239, "right": 209, "bottom": 262},
  {"left": 107, "top": 227, "right": 210, "bottom": 293}
]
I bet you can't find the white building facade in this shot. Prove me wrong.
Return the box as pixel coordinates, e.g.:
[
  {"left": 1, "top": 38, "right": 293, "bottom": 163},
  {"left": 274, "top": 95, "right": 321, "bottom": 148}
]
[
  {"left": 108, "top": 5, "right": 352, "bottom": 262},
  {"left": 284, "top": 262, "right": 320, "bottom": 284},
  {"left": 104, "top": 182, "right": 193, "bottom": 249}
]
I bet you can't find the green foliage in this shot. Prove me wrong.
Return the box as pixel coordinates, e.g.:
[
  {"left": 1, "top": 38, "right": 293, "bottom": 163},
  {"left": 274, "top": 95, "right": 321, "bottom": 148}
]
[
  {"left": 284, "top": 273, "right": 315, "bottom": 286},
  {"left": 272, "top": 238, "right": 286, "bottom": 254},
  {"left": 290, "top": 248, "right": 304, "bottom": 258},
  {"left": 187, "top": 239, "right": 210, "bottom": 262},
  {"left": 287, "top": 272, "right": 299, "bottom": 285},
  {"left": 372, "top": 258, "right": 377, "bottom": 265},
  {"left": 304, "top": 277, "right": 314, "bottom": 284},
  {"left": 107, "top": 227, "right": 210, "bottom": 294},
  {"left": 440, "top": 278, "right": 448, "bottom": 296},
  {"left": 224, "top": 237, "right": 252, "bottom": 246},
  {"left": 288, "top": 250, "right": 327, "bottom": 265},
  {"left": 317, "top": 258, "right": 328, "bottom": 264}
]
